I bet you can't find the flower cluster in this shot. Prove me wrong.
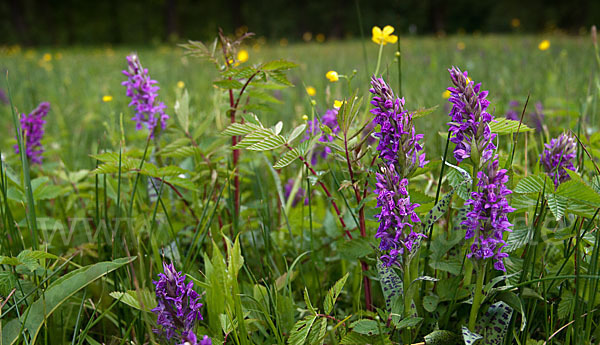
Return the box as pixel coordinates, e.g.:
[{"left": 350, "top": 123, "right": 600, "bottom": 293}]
[
  {"left": 15, "top": 102, "right": 50, "bottom": 164},
  {"left": 447, "top": 67, "right": 496, "bottom": 165},
  {"left": 302, "top": 107, "right": 340, "bottom": 165},
  {"left": 540, "top": 133, "right": 577, "bottom": 187},
  {"left": 370, "top": 76, "right": 426, "bottom": 266},
  {"left": 122, "top": 54, "right": 168, "bottom": 137},
  {"left": 152, "top": 262, "right": 207, "bottom": 344},
  {"left": 373, "top": 164, "right": 424, "bottom": 266},
  {"left": 462, "top": 159, "right": 515, "bottom": 271},
  {"left": 369, "top": 76, "right": 427, "bottom": 177}
]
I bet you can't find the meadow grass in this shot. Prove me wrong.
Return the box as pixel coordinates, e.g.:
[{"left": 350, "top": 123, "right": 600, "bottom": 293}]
[{"left": 1, "top": 33, "right": 600, "bottom": 345}]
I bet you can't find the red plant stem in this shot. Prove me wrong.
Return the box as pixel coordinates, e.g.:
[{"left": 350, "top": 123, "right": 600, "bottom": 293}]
[
  {"left": 343, "top": 138, "right": 373, "bottom": 311},
  {"left": 285, "top": 144, "right": 352, "bottom": 240}
]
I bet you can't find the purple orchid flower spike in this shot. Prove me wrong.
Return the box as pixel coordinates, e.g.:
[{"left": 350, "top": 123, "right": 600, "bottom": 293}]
[{"left": 15, "top": 102, "right": 50, "bottom": 164}]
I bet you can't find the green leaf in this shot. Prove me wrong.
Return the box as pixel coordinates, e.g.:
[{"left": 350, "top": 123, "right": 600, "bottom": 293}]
[
  {"left": 274, "top": 149, "right": 301, "bottom": 169},
  {"left": 350, "top": 319, "right": 382, "bottom": 335},
  {"left": 497, "top": 292, "right": 526, "bottom": 331},
  {"left": 424, "top": 330, "right": 462, "bottom": 345},
  {"left": 324, "top": 273, "right": 349, "bottom": 314},
  {"left": 461, "top": 326, "right": 483, "bottom": 345},
  {"left": 287, "top": 124, "right": 306, "bottom": 143},
  {"left": 288, "top": 315, "right": 317, "bottom": 345},
  {"left": 514, "top": 175, "right": 545, "bottom": 194},
  {"left": 396, "top": 317, "right": 423, "bottom": 330},
  {"left": 546, "top": 193, "right": 568, "bottom": 221},
  {"left": 109, "top": 289, "right": 157, "bottom": 312},
  {"left": 2, "top": 257, "right": 134, "bottom": 345},
  {"left": 412, "top": 105, "right": 439, "bottom": 119},
  {"left": 556, "top": 180, "right": 600, "bottom": 206},
  {"left": 423, "top": 295, "right": 440, "bottom": 313},
  {"left": 473, "top": 302, "right": 514, "bottom": 345},
  {"left": 422, "top": 190, "right": 454, "bottom": 229},
  {"left": 505, "top": 225, "right": 532, "bottom": 252},
  {"left": 174, "top": 89, "right": 190, "bottom": 132},
  {"left": 222, "top": 123, "right": 262, "bottom": 136},
  {"left": 337, "top": 237, "right": 373, "bottom": 261},
  {"left": 489, "top": 119, "right": 534, "bottom": 134},
  {"left": 307, "top": 317, "right": 327, "bottom": 345},
  {"left": 234, "top": 128, "right": 286, "bottom": 151},
  {"left": 303, "top": 287, "right": 316, "bottom": 314},
  {"left": 213, "top": 79, "right": 244, "bottom": 89},
  {"left": 261, "top": 59, "right": 298, "bottom": 71}
]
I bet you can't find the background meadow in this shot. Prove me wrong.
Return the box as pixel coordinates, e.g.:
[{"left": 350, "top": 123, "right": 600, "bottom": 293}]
[{"left": 1, "top": 30, "right": 600, "bottom": 345}]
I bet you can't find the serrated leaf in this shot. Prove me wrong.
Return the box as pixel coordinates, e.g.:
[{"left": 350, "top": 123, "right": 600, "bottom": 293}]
[
  {"left": 514, "top": 175, "right": 545, "bottom": 194},
  {"left": 304, "top": 287, "right": 316, "bottom": 314},
  {"left": 268, "top": 70, "right": 294, "bottom": 86},
  {"left": 556, "top": 180, "right": 600, "bottom": 206},
  {"left": 307, "top": 317, "right": 327, "bottom": 345},
  {"left": 337, "top": 237, "right": 373, "bottom": 261},
  {"left": 412, "top": 105, "right": 439, "bottom": 119},
  {"left": 248, "top": 90, "right": 282, "bottom": 104},
  {"left": 546, "top": 193, "right": 568, "bottom": 221},
  {"left": 489, "top": 119, "right": 534, "bottom": 134},
  {"left": 324, "top": 273, "right": 348, "bottom": 314},
  {"left": 505, "top": 225, "right": 531, "bottom": 252},
  {"left": 288, "top": 315, "right": 317, "bottom": 345},
  {"left": 274, "top": 149, "right": 301, "bottom": 168},
  {"left": 213, "top": 79, "right": 244, "bottom": 89},
  {"left": 350, "top": 319, "right": 381, "bottom": 335},
  {"left": 262, "top": 59, "right": 298, "bottom": 71}
]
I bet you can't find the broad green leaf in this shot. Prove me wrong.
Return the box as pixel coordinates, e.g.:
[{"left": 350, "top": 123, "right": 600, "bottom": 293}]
[
  {"left": 473, "top": 302, "right": 514, "bottom": 345},
  {"left": 222, "top": 123, "right": 262, "bottom": 136},
  {"left": 324, "top": 273, "right": 348, "bottom": 314},
  {"left": 489, "top": 119, "right": 533, "bottom": 134},
  {"left": 350, "top": 319, "right": 382, "bottom": 335},
  {"left": 505, "top": 225, "right": 531, "bottom": 252},
  {"left": 109, "top": 289, "right": 157, "bottom": 312},
  {"left": 514, "top": 175, "right": 545, "bottom": 194},
  {"left": 396, "top": 316, "right": 423, "bottom": 330},
  {"left": 556, "top": 180, "right": 600, "bottom": 206},
  {"left": 497, "top": 292, "right": 526, "bottom": 331},
  {"left": 307, "top": 317, "right": 327, "bottom": 345},
  {"left": 422, "top": 189, "right": 455, "bottom": 229},
  {"left": 340, "top": 332, "right": 391, "bottom": 345},
  {"left": 2, "top": 257, "right": 134, "bottom": 345},
  {"left": 337, "top": 237, "right": 373, "bottom": 261},
  {"left": 423, "top": 294, "right": 440, "bottom": 312}
]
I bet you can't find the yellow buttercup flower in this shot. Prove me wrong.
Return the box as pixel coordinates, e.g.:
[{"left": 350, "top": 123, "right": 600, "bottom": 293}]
[
  {"left": 302, "top": 114, "right": 309, "bottom": 121},
  {"left": 177, "top": 81, "right": 185, "bottom": 89},
  {"left": 326, "top": 70, "right": 339, "bottom": 82},
  {"left": 42, "top": 53, "right": 52, "bottom": 62},
  {"left": 237, "top": 49, "right": 249, "bottom": 63},
  {"left": 333, "top": 100, "right": 345, "bottom": 108},
  {"left": 315, "top": 33, "right": 326, "bottom": 43},
  {"left": 102, "top": 95, "right": 113, "bottom": 102},
  {"left": 457, "top": 42, "right": 466, "bottom": 50},
  {"left": 442, "top": 90, "right": 451, "bottom": 99},
  {"left": 538, "top": 40, "right": 550, "bottom": 51},
  {"left": 371, "top": 25, "right": 398, "bottom": 45},
  {"left": 511, "top": 18, "right": 521, "bottom": 28},
  {"left": 305, "top": 86, "right": 316, "bottom": 96}
]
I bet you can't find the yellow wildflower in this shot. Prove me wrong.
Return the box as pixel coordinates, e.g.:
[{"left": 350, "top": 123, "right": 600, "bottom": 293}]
[
  {"left": 371, "top": 25, "right": 398, "bottom": 45},
  {"left": 511, "top": 18, "right": 520, "bottom": 28},
  {"left": 325, "top": 70, "right": 339, "bottom": 82},
  {"left": 442, "top": 90, "right": 451, "bottom": 99},
  {"left": 302, "top": 32, "right": 312, "bottom": 42},
  {"left": 177, "top": 81, "right": 185, "bottom": 89},
  {"left": 42, "top": 53, "right": 52, "bottom": 62},
  {"left": 457, "top": 42, "right": 466, "bottom": 50},
  {"left": 102, "top": 95, "right": 113, "bottom": 102},
  {"left": 306, "top": 86, "right": 316, "bottom": 96},
  {"left": 538, "top": 40, "right": 550, "bottom": 51},
  {"left": 316, "top": 33, "right": 325, "bottom": 43},
  {"left": 237, "top": 49, "right": 249, "bottom": 63},
  {"left": 302, "top": 114, "right": 309, "bottom": 121},
  {"left": 333, "top": 100, "right": 345, "bottom": 108}
]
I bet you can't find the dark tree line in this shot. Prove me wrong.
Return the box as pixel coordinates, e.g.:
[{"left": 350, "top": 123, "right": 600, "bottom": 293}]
[{"left": 1, "top": 0, "right": 599, "bottom": 45}]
